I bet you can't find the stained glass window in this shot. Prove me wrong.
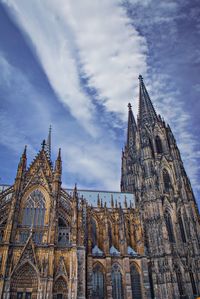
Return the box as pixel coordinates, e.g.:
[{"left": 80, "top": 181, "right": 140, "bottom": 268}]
[
  {"left": 176, "top": 271, "right": 184, "bottom": 296},
  {"left": 108, "top": 222, "right": 112, "bottom": 248},
  {"left": 130, "top": 264, "right": 142, "bottom": 299},
  {"left": 92, "top": 264, "right": 104, "bottom": 299},
  {"left": 155, "top": 136, "right": 163, "bottom": 154},
  {"left": 22, "top": 190, "right": 45, "bottom": 227},
  {"left": 165, "top": 211, "right": 175, "bottom": 243},
  {"left": 91, "top": 218, "right": 97, "bottom": 247},
  {"left": 189, "top": 271, "right": 197, "bottom": 295},
  {"left": 58, "top": 218, "right": 70, "bottom": 245},
  {"left": 112, "top": 264, "right": 124, "bottom": 299},
  {"left": 178, "top": 215, "right": 186, "bottom": 243},
  {"left": 163, "top": 169, "right": 171, "bottom": 192}
]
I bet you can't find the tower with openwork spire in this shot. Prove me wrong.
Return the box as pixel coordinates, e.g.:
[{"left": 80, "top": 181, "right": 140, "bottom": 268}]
[{"left": 121, "top": 75, "right": 200, "bottom": 298}]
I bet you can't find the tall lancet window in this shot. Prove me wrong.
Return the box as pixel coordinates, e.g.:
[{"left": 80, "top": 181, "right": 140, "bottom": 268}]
[
  {"left": 155, "top": 135, "right": 163, "bottom": 154},
  {"left": 163, "top": 169, "right": 171, "bottom": 192},
  {"left": 130, "top": 264, "right": 142, "bottom": 299},
  {"left": 178, "top": 214, "right": 186, "bottom": 243},
  {"left": 108, "top": 222, "right": 112, "bottom": 249},
  {"left": 176, "top": 270, "right": 184, "bottom": 296},
  {"left": 58, "top": 217, "right": 70, "bottom": 245},
  {"left": 149, "top": 138, "right": 155, "bottom": 158},
  {"left": 189, "top": 271, "right": 197, "bottom": 295},
  {"left": 92, "top": 264, "right": 105, "bottom": 299},
  {"left": 165, "top": 211, "right": 175, "bottom": 243},
  {"left": 111, "top": 264, "right": 124, "bottom": 299},
  {"left": 91, "top": 218, "right": 97, "bottom": 248},
  {"left": 22, "top": 190, "right": 45, "bottom": 227}
]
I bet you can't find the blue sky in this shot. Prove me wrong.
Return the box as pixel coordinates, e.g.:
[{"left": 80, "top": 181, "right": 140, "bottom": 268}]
[{"left": 0, "top": 0, "right": 199, "bottom": 206}]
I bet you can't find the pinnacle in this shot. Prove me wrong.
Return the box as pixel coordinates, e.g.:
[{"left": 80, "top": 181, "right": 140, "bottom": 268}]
[
  {"left": 126, "top": 102, "right": 137, "bottom": 149},
  {"left": 138, "top": 75, "right": 158, "bottom": 126}
]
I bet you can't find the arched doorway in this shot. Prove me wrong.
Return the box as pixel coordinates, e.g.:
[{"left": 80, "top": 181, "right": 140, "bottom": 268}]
[
  {"left": 10, "top": 262, "right": 38, "bottom": 299},
  {"left": 53, "top": 276, "right": 68, "bottom": 299}
]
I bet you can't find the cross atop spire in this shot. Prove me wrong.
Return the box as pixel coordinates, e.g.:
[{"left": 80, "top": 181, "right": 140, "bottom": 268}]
[
  {"left": 127, "top": 102, "right": 137, "bottom": 148},
  {"left": 138, "top": 75, "right": 158, "bottom": 126}
]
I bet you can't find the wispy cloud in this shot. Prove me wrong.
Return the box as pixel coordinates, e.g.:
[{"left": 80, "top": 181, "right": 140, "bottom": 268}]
[
  {"left": 0, "top": 52, "right": 121, "bottom": 189},
  {"left": 3, "top": 0, "right": 147, "bottom": 130},
  {"left": 1, "top": 0, "right": 199, "bottom": 202},
  {"left": 0, "top": 53, "right": 47, "bottom": 156},
  {"left": 1, "top": 0, "right": 148, "bottom": 189}
]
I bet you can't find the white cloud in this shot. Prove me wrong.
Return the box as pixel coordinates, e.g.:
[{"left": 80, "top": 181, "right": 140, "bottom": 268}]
[
  {"left": 0, "top": 53, "right": 121, "bottom": 189},
  {"left": 3, "top": 0, "right": 147, "bottom": 131},
  {"left": 60, "top": 0, "right": 147, "bottom": 118},
  {"left": 1, "top": 0, "right": 199, "bottom": 199}
]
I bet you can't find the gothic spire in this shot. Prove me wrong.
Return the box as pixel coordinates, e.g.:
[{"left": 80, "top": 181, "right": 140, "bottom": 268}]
[
  {"left": 46, "top": 125, "right": 52, "bottom": 159},
  {"left": 16, "top": 145, "right": 27, "bottom": 182},
  {"left": 54, "top": 148, "right": 62, "bottom": 177},
  {"left": 127, "top": 103, "right": 137, "bottom": 148},
  {"left": 138, "top": 75, "right": 158, "bottom": 126},
  {"left": 73, "top": 183, "right": 78, "bottom": 199}
]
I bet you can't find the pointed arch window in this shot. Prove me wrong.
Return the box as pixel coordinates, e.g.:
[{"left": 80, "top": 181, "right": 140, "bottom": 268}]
[
  {"left": 163, "top": 169, "right": 171, "bottom": 192},
  {"left": 58, "top": 217, "right": 70, "bottom": 245},
  {"left": 91, "top": 218, "right": 97, "bottom": 248},
  {"left": 155, "top": 136, "right": 163, "bottom": 154},
  {"left": 108, "top": 222, "right": 112, "bottom": 249},
  {"left": 189, "top": 271, "right": 197, "bottom": 295},
  {"left": 22, "top": 190, "right": 45, "bottom": 227},
  {"left": 111, "top": 264, "right": 124, "bottom": 299},
  {"left": 178, "top": 214, "right": 186, "bottom": 243},
  {"left": 92, "top": 264, "right": 105, "bottom": 299},
  {"left": 130, "top": 264, "right": 142, "bottom": 299},
  {"left": 165, "top": 211, "right": 175, "bottom": 243},
  {"left": 176, "top": 270, "right": 184, "bottom": 296},
  {"left": 127, "top": 219, "right": 131, "bottom": 246},
  {"left": 148, "top": 262, "right": 155, "bottom": 299},
  {"left": 149, "top": 138, "right": 155, "bottom": 158}
]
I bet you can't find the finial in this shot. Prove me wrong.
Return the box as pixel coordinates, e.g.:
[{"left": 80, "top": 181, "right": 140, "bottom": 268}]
[
  {"left": 97, "top": 194, "right": 100, "bottom": 208},
  {"left": 129, "top": 200, "right": 132, "bottom": 209},
  {"left": 124, "top": 196, "right": 127, "bottom": 208},
  {"left": 23, "top": 145, "right": 27, "bottom": 155},
  {"left": 138, "top": 74, "right": 143, "bottom": 82},
  {"left": 128, "top": 103, "right": 132, "bottom": 111},
  {"left": 111, "top": 194, "right": 114, "bottom": 208},
  {"left": 73, "top": 183, "right": 78, "bottom": 198},
  {"left": 41, "top": 139, "right": 46, "bottom": 150},
  {"left": 57, "top": 148, "right": 61, "bottom": 159}
]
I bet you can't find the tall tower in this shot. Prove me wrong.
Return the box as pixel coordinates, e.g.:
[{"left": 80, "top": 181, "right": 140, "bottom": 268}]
[{"left": 121, "top": 76, "right": 200, "bottom": 299}]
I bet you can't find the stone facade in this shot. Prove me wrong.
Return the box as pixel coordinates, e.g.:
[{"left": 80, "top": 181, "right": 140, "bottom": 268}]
[
  {"left": 0, "top": 76, "right": 199, "bottom": 299},
  {"left": 121, "top": 76, "right": 200, "bottom": 298},
  {"left": 0, "top": 143, "right": 149, "bottom": 299}
]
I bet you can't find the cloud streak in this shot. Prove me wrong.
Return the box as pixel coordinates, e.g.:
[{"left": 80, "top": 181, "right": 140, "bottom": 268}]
[
  {"left": 3, "top": 0, "right": 147, "bottom": 131},
  {"left": 0, "top": 52, "right": 121, "bottom": 189},
  {"left": 1, "top": 0, "right": 199, "bottom": 203}
]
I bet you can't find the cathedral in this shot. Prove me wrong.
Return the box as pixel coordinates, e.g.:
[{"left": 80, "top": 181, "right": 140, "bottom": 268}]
[{"left": 0, "top": 76, "right": 199, "bottom": 299}]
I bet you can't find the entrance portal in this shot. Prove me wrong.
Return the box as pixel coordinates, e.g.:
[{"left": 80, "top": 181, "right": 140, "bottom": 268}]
[{"left": 10, "top": 262, "right": 38, "bottom": 299}]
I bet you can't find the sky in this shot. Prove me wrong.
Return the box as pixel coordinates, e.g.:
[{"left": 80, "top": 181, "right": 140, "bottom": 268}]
[{"left": 0, "top": 0, "right": 199, "bottom": 206}]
